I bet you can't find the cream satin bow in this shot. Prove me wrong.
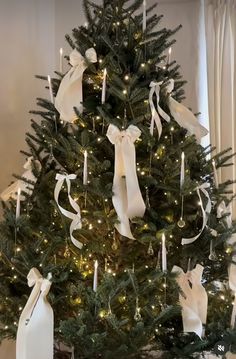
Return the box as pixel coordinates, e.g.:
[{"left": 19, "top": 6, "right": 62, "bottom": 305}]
[
  {"left": 54, "top": 173, "right": 83, "bottom": 249},
  {"left": 217, "top": 200, "right": 232, "bottom": 229},
  {"left": 149, "top": 81, "right": 170, "bottom": 138},
  {"left": 182, "top": 182, "right": 211, "bottom": 245},
  {"left": 106, "top": 124, "right": 146, "bottom": 239},
  {"left": 166, "top": 79, "right": 208, "bottom": 142},
  {"left": 16, "top": 268, "right": 53, "bottom": 359},
  {"left": 1, "top": 157, "right": 41, "bottom": 201},
  {"left": 229, "top": 256, "right": 236, "bottom": 328},
  {"left": 172, "top": 264, "right": 208, "bottom": 338},
  {"left": 55, "top": 47, "right": 97, "bottom": 122}
]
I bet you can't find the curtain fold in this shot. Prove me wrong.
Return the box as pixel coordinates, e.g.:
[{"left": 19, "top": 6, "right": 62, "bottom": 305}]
[{"left": 204, "top": 0, "right": 236, "bottom": 217}]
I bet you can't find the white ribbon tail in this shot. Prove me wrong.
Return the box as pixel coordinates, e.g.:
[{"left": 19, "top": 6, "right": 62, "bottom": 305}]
[
  {"left": 149, "top": 82, "right": 170, "bottom": 138},
  {"left": 182, "top": 183, "right": 211, "bottom": 245},
  {"left": 54, "top": 175, "right": 83, "bottom": 249}
]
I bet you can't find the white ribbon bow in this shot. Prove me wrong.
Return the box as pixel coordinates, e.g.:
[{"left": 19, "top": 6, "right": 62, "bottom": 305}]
[
  {"left": 1, "top": 157, "right": 41, "bottom": 201},
  {"left": 229, "top": 256, "right": 236, "bottom": 328},
  {"left": 106, "top": 124, "right": 146, "bottom": 239},
  {"left": 55, "top": 47, "right": 97, "bottom": 123},
  {"left": 166, "top": 79, "right": 208, "bottom": 143},
  {"left": 16, "top": 268, "right": 53, "bottom": 359},
  {"left": 149, "top": 81, "right": 170, "bottom": 138},
  {"left": 172, "top": 264, "right": 208, "bottom": 338},
  {"left": 182, "top": 182, "right": 211, "bottom": 245},
  {"left": 217, "top": 200, "right": 232, "bottom": 229},
  {"left": 54, "top": 173, "right": 83, "bottom": 249}
]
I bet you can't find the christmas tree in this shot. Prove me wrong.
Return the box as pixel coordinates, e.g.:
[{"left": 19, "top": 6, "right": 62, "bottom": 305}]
[{"left": 0, "top": 1, "right": 236, "bottom": 358}]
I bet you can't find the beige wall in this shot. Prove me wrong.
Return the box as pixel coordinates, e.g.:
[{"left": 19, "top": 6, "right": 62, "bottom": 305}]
[{"left": 0, "top": 1, "right": 201, "bottom": 358}]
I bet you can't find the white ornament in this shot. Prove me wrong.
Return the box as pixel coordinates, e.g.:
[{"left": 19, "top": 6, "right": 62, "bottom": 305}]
[
  {"left": 16, "top": 268, "right": 53, "bottom": 359},
  {"left": 1, "top": 157, "right": 41, "bottom": 202},
  {"left": 166, "top": 79, "right": 208, "bottom": 142},
  {"left": 172, "top": 264, "right": 208, "bottom": 338},
  {"left": 54, "top": 173, "right": 83, "bottom": 249},
  {"left": 106, "top": 124, "right": 146, "bottom": 239},
  {"left": 55, "top": 47, "right": 97, "bottom": 123}
]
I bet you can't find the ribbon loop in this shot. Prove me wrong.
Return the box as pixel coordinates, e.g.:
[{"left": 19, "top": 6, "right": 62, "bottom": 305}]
[
  {"left": 149, "top": 81, "right": 170, "bottom": 138},
  {"left": 55, "top": 48, "right": 97, "bottom": 122},
  {"left": 172, "top": 264, "right": 208, "bottom": 338},
  {"left": 1, "top": 157, "right": 41, "bottom": 201},
  {"left": 182, "top": 182, "right": 211, "bottom": 245},
  {"left": 16, "top": 268, "right": 53, "bottom": 359},
  {"left": 166, "top": 79, "right": 208, "bottom": 142},
  {"left": 54, "top": 173, "right": 83, "bottom": 249},
  {"left": 107, "top": 124, "right": 146, "bottom": 239}
]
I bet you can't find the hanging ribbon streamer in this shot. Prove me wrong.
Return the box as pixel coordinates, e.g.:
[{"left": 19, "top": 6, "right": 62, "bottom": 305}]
[
  {"left": 106, "top": 124, "right": 146, "bottom": 239},
  {"left": 182, "top": 182, "right": 211, "bottom": 245},
  {"left": 149, "top": 81, "right": 170, "bottom": 138},
  {"left": 229, "top": 256, "right": 236, "bottom": 328},
  {"left": 166, "top": 79, "right": 208, "bottom": 143},
  {"left": 142, "top": 0, "right": 146, "bottom": 32},
  {"left": 55, "top": 47, "right": 97, "bottom": 123},
  {"left": 172, "top": 264, "right": 208, "bottom": 338},
  {"left": 1, "top": 157, "right": 41, "bottom": 201},
  {"left": 16, "top": 268, "right": 53, "bottom": 359},
  {"left": 54, "top": 174, "right": 83, "bottom": 249}
]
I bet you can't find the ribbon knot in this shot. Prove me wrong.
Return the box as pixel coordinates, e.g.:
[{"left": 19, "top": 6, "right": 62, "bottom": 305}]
[
  {"left": 149, "top": 81, "right": 170, "bottom": 137},
  {"left": 55, "top": 48, "right": 97, "bottom": 122},
  {"left": 166, "top": 79, "right": 208, "bottom": 143},
  {"left": 54, "top": 173, "right": 83, "bottom": 249},
  {"left": 172, "top": 264, "right": 208, "bottom": 338},
  {"left": 107, "top": 124, "right": 146, "bottom": 239}
]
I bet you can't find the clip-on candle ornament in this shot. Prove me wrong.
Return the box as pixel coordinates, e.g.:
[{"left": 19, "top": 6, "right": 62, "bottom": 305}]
[
  {"left": 59, "top": 48, "right": 63, "bottom": 73},
  {"left": 167, "top": 47, "right": 172, "bottom": 65},
  {"left": 162, "top": 233, "right": 167, "bottom": 272},
  {"left": 208, "top": 159, "right": 219, "bottom": 261},
  {"left": 142, "top": 0, "right": 146, "bottom": 32},
  {"left": 102, "top": 68, "right": 107, "bottom": 105},
  {"left": 178, "top": 152, "right": 186, "bottom": 228},
  {"left": 83, "top": 150, "right": 88, "bottom": 186},
  {"left": 16, "top": 188, "right": 21, "bottom": 220},
  {"left": 93, "top": 260, "right": 98, "bottom": 292}
]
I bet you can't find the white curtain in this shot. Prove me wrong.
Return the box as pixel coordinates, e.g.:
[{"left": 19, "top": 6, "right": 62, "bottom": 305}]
[{"left": 203, "top": 0, "right": 236, "bottom": 216}]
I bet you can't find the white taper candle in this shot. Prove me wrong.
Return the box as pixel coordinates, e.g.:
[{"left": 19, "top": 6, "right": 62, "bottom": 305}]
[
  {"left": 47, "top": 75, "right": 54, "bottom": 104},
  {"left": 59, "top": 48, "right": 63, "bottom": 73},
  {"left": 93, "top": 260, "right": 98, "bottom": 292},
  {"left": 83, "top": 150, "right": 88, "bottom": 185},
  {"left": 212, "top": 159, "right": 219, "bottom": 189},
  {"left": 16, "top": 188, "right": 21, "bottom": 219},
  {"left": 102, "top": 68, "right": 107, "bottom": 104},
  {"left": 143, "top": 0, "right": 147, "bottom": 32},
  {"left": 162, "top": 233, "right": 167, "bottom": 272},
  {"left": 167, "top": 47, "right": 172, "bottom": 64},
  {"left": 180, "top": 152, "right": 185, "bottom": 190}
]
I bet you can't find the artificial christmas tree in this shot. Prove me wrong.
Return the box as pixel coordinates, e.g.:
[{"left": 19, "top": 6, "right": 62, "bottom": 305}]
[{"left": 0, "top": 1, "right": 236, "bottom": 358}]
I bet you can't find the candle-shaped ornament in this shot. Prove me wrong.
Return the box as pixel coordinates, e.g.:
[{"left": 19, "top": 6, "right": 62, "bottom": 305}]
[
  {"left": 162, "top": 233, "right": 167, "bottom": 272},
  {"left": 143, "top": 0, "right": 147, "bottom": 32},
  {"left": 93, "top": 260, "right": 98, "bottom": 292},
  {"left": 212, "top": 159, "right": 219, "bottom": 189},
  {"left": 16, "top": 188, "right": 21, "bottom": 220},
  {"left": 101, "top": 68, "right": 107, "bottom": 104},
  {"left": 167, "top": 47, "right": 172, "bottom": 64},
  {"left": 59, "top": 48, "right": 63, "bottom": 73},
  {"left": 47, "top": 75, "right": 54, "bottom": 104},
  {"left": 180, "top": 152, "right": 185, "bottom": 190},
  {"left": 83, "top": 150, "right": 88, "bottom": 185}
]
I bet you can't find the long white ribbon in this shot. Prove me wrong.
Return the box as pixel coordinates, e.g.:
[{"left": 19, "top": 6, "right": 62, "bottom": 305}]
[
  {"left": 166, "top": 79, "right": 208, "bottom": 143},
  {"left": 149, "top": 81, "right": 170, "bottom": 138},
  {"left": 54, "top": 174, "right": 83, "bottom": 249},
  {"left": 172, "top": 264, "right": 208, "bottom": 338},
  {"left": 55, "top": 47, "right": 97, "bottom": 123},
  {"left": 182, "top": 182, "right": 211, "bottom": 245},
  {"left": 229, "top": 256, "right": 236, "bottom": 328},
  {"left": 1, "top": 157, "right": 41, "bottom": 201},
  {"left": 106, "top": 124, "right": 146, "bottom": 239},
  {"left": 16, "top": 268, "right": 53, "bottom": 359}
]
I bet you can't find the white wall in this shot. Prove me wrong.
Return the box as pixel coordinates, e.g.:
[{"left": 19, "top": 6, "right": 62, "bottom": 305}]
[{"left": 0, "top": 1, "right": 201, "bottom": 358}]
